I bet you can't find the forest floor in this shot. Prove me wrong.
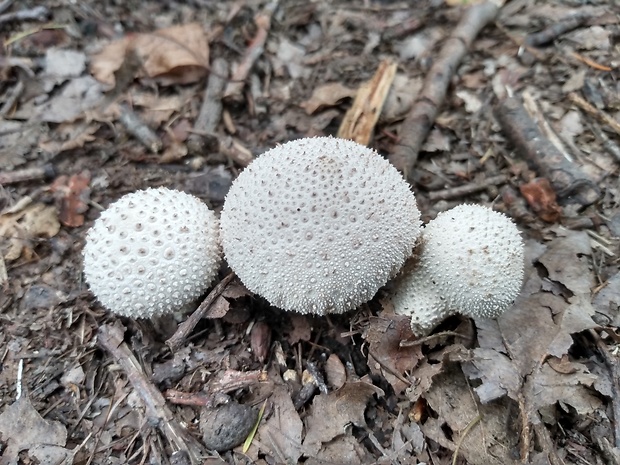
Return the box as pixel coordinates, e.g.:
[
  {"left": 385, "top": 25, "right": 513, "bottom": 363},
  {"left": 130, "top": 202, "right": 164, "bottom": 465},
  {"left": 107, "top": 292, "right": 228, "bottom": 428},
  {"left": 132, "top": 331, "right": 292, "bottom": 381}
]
[{"left": 1, "top": 0, "right": 620, "bottom": 464}]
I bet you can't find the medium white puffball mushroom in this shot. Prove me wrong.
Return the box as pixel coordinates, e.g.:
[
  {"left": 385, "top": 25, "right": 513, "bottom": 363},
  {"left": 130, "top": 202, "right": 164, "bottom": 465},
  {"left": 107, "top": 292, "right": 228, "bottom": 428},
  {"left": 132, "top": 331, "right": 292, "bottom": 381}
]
[
  {"left": 392, "top": 204, "right": 524, "bottom": 335},
  {"left": 220, "top": 136, "right": 421, "bottom": 315},
  {"left": 83, "top": 188, "right": 221, "bottom": 318}
]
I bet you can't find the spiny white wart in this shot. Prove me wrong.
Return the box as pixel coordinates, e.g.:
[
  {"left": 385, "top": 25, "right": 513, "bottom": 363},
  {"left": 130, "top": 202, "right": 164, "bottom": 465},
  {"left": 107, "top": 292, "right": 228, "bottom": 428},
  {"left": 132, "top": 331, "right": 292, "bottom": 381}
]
[
  {"left": 82, "top": 187, "right": 221, "bottom": 318},
  {"left": 392, "top": 204, "right": 524, "bottom": 335},
  {"left": 220, "top": 136, "right": 421, "bottom": 315}
]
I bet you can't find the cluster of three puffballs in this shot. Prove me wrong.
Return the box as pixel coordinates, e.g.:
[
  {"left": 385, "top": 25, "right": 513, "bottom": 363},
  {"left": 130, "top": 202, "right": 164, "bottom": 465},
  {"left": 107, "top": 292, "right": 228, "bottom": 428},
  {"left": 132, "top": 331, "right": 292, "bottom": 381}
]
[{"left": 83, "top": 137, "right": 524, "bottom": 334}]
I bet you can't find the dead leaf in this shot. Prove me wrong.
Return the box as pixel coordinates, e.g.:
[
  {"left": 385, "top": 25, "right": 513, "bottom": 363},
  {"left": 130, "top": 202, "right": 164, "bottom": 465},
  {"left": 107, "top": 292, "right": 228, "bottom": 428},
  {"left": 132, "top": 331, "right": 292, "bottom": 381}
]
[
  {"left": 519, "top": 178, "right": 562, "bottom": 222},
  {"left": 421, "top": 365, "right": 519, "bottom": 465},
  {"left": 303, "top": 381, "right": 383, "bottom": 451},
  {"left": 300, "top": 83, "right": 356, "bottom": 115},
  {"left": 286, "top": 314, "right": 312, "bottom": 345},
  {"left": 380, "top": 74, "right": 422, "bottom": 122},
  {"left": 50, "top": 171, "right": 92, "bottom": 227},
  {"left": 91, "top": 23, "right": 209, "bottom": 86},
  {"left": 0, "top": 202, "right": 61, "bottom": 261},
  {"left": 366, "top": 315, "right": 422, "bottom": 394},
  {"left": 0, "top": 394, "right": 69, "bottom": 465},
  {"left": 421, "top": 128, "right": 451, "bottom": 152},
  {"left": 39, "top": 122, "right": 100, "bottom": 154},
  {"left": 325, "top": 354, "right": 346, "bottom": 390},
  {"left": 456, "top": 89, "right": 483, "bottom": 113},
  {"left": 257, "top": 383, "right": 304, "bottom": 464}
]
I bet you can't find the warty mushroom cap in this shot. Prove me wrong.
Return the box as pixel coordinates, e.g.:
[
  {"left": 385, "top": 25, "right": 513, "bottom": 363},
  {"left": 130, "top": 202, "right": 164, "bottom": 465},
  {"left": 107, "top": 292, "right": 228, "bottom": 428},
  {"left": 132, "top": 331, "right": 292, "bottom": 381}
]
[
  {"left": 220, "top": 136, "right": 422, "bottom": 315},
  {"left": 392, "top": 204, "right": 524, "bottom": 334},
  {"left": 82, "top": 187, "right": 221, "bottom": 318}
]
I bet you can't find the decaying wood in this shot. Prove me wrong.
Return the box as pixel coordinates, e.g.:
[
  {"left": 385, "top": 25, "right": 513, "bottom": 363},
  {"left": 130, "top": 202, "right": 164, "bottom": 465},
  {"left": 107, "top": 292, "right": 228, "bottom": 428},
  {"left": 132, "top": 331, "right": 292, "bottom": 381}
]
[
  {"left": 166, "top": 272, "right": 235, "bottom": 352},
  {"left": 494, "top": 96, "right": 600, "bottom": 206},
  {"left": 427, "top": 174, "right": 508, "bottom": 201},
  {"left": 118, "top": 103, "right": 162, "bottom": 153},
  {"left": 389, "top": 0, "right": 502, "bottom": 180},
  {"left": 187, "top": 57, "right": 229, "bottom": 156},
  {"left": 98, "top": 322, "right": 206, "bottom": 465},
  {"left": 338, "top": 60, "right": 397, "bottom": 146},
  {"left": 0, "top": 163, "right": 55, "bottom": 185}
]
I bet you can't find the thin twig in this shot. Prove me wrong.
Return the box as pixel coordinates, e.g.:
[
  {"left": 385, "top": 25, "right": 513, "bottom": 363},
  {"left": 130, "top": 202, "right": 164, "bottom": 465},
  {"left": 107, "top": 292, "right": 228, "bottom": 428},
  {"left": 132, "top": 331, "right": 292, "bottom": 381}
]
[
  {"left": 451, "top": 414, "right": 481, "bottom": 465},
  {"left": 0, "top": 5, "right": 48, "bottom": 25},
  {"left": 166, "top": 272, "right": 235, "bottom": 352},
  {"left": 0, "top": 80, "right": 24, "bottom": 116},
  {"left": 568, "top": 92, "right": 620, "bottom": 136},
  {"left": 399, "top": 331, "right": 469, "bottom": 347},
  {"left": 98, "top": 323, "right": 206, "bottom": 465},
  {"left": 0, "top": 163, "right": 55, "bottom": 185},
  {"left": 589, "top": 329, "right": 620, "bottom": 449},
  {"left": 589, "top": 122, "right": 620, "bottom": 163},
  {"left": 223, "top": 0, "right": 279, "bottom": 99},
  {"left": 428, "top": 174, "right": 508, "bottom": 201},
  {"left": 389, "top": 1, "right": 501, "bottom": 179},
  {"left": 118, "top": 103, "right": 162, "bottom": 153}
]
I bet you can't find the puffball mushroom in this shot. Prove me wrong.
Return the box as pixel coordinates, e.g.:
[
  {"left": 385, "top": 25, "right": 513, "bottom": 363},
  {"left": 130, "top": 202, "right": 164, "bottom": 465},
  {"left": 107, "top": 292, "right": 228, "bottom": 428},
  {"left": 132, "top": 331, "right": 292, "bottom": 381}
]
[
  {"left": 220, "top": 136, "right": 421, "bottom": 315},
  {"left": 83, "top": 188, "right": 221, "bottom": 318},
  {"left": 392, "top": 204, "right": 524, "bottom": 335}
]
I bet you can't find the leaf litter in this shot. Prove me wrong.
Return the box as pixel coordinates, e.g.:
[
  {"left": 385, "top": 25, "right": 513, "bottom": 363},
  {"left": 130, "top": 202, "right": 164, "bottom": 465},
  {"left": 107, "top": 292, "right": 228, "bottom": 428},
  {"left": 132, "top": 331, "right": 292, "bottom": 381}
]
[{"left": 1, "top": 0, "right": 620, "bottom": 464}]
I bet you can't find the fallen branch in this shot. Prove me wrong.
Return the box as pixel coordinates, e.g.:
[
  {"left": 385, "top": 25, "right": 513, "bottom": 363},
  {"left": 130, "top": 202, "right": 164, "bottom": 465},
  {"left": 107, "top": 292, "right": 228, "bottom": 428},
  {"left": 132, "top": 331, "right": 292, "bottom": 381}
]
[
  {"left": 187, "top": 57, "right": 229, "bottom": 156},
  {"left": 98, "top": 322, "right": 205, "bottom": 465},
  {"left": 389, "top": 1, "right": 502, "bottom": 180},
  {"left": 494, "top": 96, "right": 600, "bottom": 206},
  {"left": 166, "top": 272, "right": 235, "bottom": 352}
]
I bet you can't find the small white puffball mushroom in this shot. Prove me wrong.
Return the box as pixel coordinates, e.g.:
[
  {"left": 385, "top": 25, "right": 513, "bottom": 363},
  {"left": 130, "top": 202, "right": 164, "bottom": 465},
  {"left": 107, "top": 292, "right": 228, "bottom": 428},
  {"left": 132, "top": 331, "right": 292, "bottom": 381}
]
[
  {"left": 392, "top": 204, "right": 524, "bottom": 335},
  {"left": 82, "top": 188, "right": 221, "bottom": 318},
  {"left": 220, "top": 136, "right": 421, "bottom": 315}
]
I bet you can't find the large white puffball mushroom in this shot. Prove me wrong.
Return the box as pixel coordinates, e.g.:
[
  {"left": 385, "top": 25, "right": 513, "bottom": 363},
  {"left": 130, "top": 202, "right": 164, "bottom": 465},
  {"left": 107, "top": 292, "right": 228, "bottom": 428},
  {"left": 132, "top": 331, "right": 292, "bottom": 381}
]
[
  {"left": 83, "top": 188, "right": 221, "bottom": 318},
  {"left": 392, "top": 204, "right": 524, "bottom": 335},
  {"left": 220, "top": 136, "right": 421, "bottom": 315}
]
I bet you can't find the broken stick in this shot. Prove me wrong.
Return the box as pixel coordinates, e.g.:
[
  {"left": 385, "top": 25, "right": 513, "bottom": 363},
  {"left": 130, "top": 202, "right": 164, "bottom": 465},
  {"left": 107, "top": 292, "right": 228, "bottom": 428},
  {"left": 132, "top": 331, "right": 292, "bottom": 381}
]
[
  {"left": 187, "top": 57, "right": 229, "bottom": 156},
  {"left": 389, "top": 0, "right": 502, "bottom": 180},
  {"left": 98, "top": 322, "right": 206, "bottom": 465},
  {"left": 166, "top": 272, "right": 235, "bottom": 352},
  {"left": 495, "top": 96, "right": 600, "bottom": 206}
]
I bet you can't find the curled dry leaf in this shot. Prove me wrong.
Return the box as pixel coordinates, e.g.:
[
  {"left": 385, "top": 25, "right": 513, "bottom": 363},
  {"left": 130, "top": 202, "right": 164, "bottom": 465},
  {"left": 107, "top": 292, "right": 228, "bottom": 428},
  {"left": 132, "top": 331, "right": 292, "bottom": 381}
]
[
  {"left": 0, "top": 202, "right": 60, "bottom": 261},
  {"left": 324, "top": 354, "right": 346, "bottom": 390},
  {"left": 519, "top": 177, "right": 562, "bottom": 222},
  {"left": 91, "top": 23, "right": 209, "bottom": 87},
  {"left": 250, "top": 321, "right": 271, "bottom": 363},
  {"left": 50, "top": 171, "right": 91, "bottom": 227}
]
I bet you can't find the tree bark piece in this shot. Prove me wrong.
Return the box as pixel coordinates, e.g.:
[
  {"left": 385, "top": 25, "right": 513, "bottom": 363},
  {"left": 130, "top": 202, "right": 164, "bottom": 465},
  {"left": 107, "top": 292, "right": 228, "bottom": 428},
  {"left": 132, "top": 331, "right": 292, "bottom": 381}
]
[
  {"left": 98, "top": 322, "right": 206, "bottom": 465},
  {"left": 389, "top": 1, "right": 502, "bottom": 180},
  {"left": 494, "top": 97, "right": 600, "bottom": 206},
  {"left": 338, "top": 60, "right": 397, "bottom": 146}
]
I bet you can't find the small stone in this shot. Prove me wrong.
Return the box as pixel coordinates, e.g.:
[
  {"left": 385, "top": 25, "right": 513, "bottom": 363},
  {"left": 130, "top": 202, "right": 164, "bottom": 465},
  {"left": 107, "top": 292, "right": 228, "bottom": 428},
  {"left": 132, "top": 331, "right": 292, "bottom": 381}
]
[{"left": 200, "top": 401, "right": 257, "bottom": 452}]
